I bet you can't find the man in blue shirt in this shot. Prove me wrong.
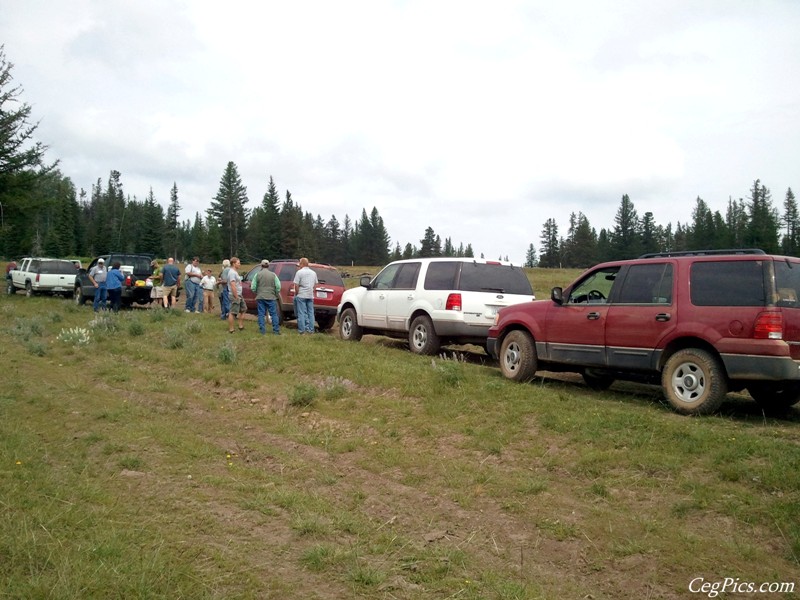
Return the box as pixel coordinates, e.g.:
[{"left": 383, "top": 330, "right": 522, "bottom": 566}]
[{"left": 160, "top": 258, "right": 181, "bottom": 309}]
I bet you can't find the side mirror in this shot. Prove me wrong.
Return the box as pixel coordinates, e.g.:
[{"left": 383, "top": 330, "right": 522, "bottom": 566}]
[
  {"left": 360, "top": 275, "right": 372, "bottom": 288},
  {"left": 551, "top": 287, "right": 564, "bottom": 305}
]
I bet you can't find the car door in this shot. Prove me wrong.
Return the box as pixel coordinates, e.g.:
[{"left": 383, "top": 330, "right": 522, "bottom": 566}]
[
  {"left": 385, "top": 262, "right": 421, "bottom": 330},
  {"left": 360, "top": 263, "right": 402, "bottom": 329},
  {"left": 604, "top": 262, "right": 676, "bottom": 370},
  {"left": 544, "top": 266, "right": 620, "bottom": 366}
]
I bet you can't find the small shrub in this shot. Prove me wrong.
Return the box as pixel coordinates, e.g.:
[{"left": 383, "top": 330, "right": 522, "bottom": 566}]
[
  {"left": 185, "top": 319, "right": 203, "bottom": 335},
  {"left": 57, "top": 327, "right": 91, "bottom": 347},
  {"left": 218, "top": 342, "right": 237, "bottom": 364},
  {"left": 128, "top": 320, "right": 145, "bottom": 336},
  {"left": 149, "top": 309, "right": 166, "bottom": 323},
  {"left": 290, "top": 383, "right": 318, "bottom": 408},
  {"left": 47, "top": 311, "right": 63, "bottom": 323},
  {"left": 164, "top": 328, "right": 185, "bottom": 349},
  {"left": 11, "top": 317, "right": 44, "bottom": 340},
  {"left": 26, "top": 341, "right": 47, "bottom": 356},
  {"left": 89, "top": 313, "right": 118, "bottom": 333}
]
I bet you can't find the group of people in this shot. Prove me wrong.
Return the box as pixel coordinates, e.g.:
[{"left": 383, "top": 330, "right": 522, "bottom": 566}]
[
  {"left": 93, "top": 255, "right": 320, "bottom": 335},
  {"left": 86, "top": 258, "right": 129, "bottom": 312}
]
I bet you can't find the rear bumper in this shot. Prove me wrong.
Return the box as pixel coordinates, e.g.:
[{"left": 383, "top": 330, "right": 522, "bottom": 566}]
[{"left": 722, "top": 354, "right": 800, "bottom": 381}]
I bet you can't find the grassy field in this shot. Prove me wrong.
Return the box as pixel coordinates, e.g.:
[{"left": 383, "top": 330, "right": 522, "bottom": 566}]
[{"left": 1, "top": 268, "right": 799, "bottom": 599}]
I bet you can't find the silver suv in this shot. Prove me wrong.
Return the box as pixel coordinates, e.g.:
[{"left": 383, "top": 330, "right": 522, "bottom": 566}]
[{"left": 337, "top": 258, "right": 534, "bottom": 355}]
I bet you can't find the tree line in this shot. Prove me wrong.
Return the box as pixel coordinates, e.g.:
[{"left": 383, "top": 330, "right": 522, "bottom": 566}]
[
  {"left": 1, "top": 45, "right": 798, "bottom": 267},
  {"left": 529, "top": 182, "right": 797, "bottom": 268}
]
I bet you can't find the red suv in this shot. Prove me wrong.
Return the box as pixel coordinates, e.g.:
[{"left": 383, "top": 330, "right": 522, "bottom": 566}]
[
  {"left": 487, "top": 250, "right": 800, "bottom": 415},
  {"left": 243, "top": 260, "right": 344, "bottom": 330}
]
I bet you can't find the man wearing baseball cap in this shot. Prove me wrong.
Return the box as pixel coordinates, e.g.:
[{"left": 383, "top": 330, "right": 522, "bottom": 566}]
[
  {"left": 251, "top": 259, "right": 281, "bottom": 335},
  {"left": 88, "top": 258, "right": 108, "bottom": 312}
]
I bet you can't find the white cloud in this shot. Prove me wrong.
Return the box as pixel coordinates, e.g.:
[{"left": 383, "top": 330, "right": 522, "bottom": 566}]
[{"left": 2, "top": 0, "right": 799, "bottom": 261}]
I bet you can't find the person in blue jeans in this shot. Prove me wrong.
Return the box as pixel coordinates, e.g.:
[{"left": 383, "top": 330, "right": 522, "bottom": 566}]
[
  {"left": 106, "top": 261, "right": 125, "bottom": 312},
  {"left": 292, "top": 258, "right": 318, "bottom": 334},
  {"left": 184, "top": 256, "right": 203, "bottom": 312},
  {"left": 89, "top": 258, "right": 108, "bottom": 312},
  {"left": 252, "top": 259, "right": 281, "bottom": 335},
  {"left": 218, "top": 259, "right": 231, "bottom": 320}
]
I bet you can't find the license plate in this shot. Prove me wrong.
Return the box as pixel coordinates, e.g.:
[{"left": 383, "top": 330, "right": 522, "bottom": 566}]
[{"left": 316, "top": 291, "right": 329, "bottom": 299}]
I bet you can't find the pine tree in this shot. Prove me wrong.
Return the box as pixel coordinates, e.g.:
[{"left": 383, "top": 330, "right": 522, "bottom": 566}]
[
  {"left": 524, "top": 243, "right": 536, "bottom": 267},
  {"left": 781, "top": 188, "right": 800, "bottom": 256},
  {"left": 164, "top": 182, "right": 181, "bottom": 259},
  {"left": 419, "top": 227, "right": 437, "bottom": 258},
  {"left": 207, "top": 161, "right": 249, "bottom": 258},
  {"left": 610, "top": 194, "right": 641, "bottom": 259},
  {"left": 745, "top": 179, "right": 780, "bottom": 253},
  {"left": 539, "top": 218, "right": 560, "bottom": 268}
]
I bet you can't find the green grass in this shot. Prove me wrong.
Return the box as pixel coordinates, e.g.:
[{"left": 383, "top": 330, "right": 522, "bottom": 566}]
[{"left": 0, "top": 292, "right": 798, "bottom": 599}]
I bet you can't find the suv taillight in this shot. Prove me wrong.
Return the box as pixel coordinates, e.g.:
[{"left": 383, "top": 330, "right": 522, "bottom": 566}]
[
  {"left": 754, "top": 312, "right": 783, "bottom": 340},
  {"left": 446, "top": 293, "right": 462, "bottom": 311},
  {"left": 36, "top": 273, "right": 40, "bottom": 282},
  {"left": 125, "top": 275, "right": 132, "bottom": 286}
]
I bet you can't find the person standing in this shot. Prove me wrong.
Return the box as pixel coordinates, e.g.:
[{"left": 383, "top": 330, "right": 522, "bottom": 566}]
[
  {"left": 89, "top": 258, "right": 108, "bottom": 312},
  {"left": 252, "top": 259, "right": 281, "bottom": 335},
  {"left": 161, "top": 257, "right": 181, "bottom": 309},
  {"left": 200, "top": 269, "right": 217, "bottom": 313},
  {"left": 227, "top": 257, "right": 246, "bottom": 333},
  {"left": 292, "top": 257, "right": 318, "bottom": 334},
  {"left": 184, "top": 256, "right": 203, "bottom": 313},
  {"left": 218, "top": 259, "right": 231, "bottom": 320},
  {"left": 106, "top": 261, "right": 125, "bottom": 312},
  {"left": 149, "top": 259, "right": 163, "bottom": 304}
]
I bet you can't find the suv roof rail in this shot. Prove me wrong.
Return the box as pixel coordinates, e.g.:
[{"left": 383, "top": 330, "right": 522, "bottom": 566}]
[{"left": 638, "top": 248, "right": 766, "bottom": 258}]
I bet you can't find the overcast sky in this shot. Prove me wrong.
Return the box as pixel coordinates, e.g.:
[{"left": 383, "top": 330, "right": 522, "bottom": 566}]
[{"left": 2, "top": 0, "right": 799, "bottom": 262}]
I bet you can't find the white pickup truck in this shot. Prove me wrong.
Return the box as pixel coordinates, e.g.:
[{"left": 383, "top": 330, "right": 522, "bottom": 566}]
[{"left": 7, "top": 257, "right": 79, "bottom": 297}]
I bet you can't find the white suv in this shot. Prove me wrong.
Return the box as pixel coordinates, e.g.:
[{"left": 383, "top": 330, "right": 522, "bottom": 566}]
[{"left": 337, "top": 258, "right": 534, "bottom": 355}]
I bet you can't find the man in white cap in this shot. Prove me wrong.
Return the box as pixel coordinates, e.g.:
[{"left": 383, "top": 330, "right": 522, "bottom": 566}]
[{"left": 88, "top": 258, "right": 108, "bottom": 312}]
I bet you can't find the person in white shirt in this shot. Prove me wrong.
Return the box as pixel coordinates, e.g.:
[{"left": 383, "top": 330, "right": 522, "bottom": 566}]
[
  {"left": 200, "top": 269, "right": 217, "bottom": 313},
  {"left": 292, "top": 257, "right": 319, "bottom": 334},
  {"left": 184, "top": 256, "right": 203, "bottom": 313}
]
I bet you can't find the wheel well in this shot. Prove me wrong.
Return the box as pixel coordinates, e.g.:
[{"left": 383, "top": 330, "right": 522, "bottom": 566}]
[
  {"left": 408, "top": 309, "right": 432, "bottom": 327},
  {"left": 339, "top": 302, "right": 357, "bottom": 316},
  {"left": 659, "top": 338, "right": 726, "bottom": 373},
  {"left": 497, "top": 324, "right": 534, "bottom": 348}
]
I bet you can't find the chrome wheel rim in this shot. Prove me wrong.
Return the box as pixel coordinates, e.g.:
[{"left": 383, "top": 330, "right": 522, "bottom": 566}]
[
  {"left": 670, "top": 361, "right": 705, "bottom": 403},
  {"left": 503, "top": 341, "right": 521, "bottom": 373}
]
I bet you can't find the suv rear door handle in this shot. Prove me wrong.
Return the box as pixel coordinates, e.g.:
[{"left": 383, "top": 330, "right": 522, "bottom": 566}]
[
  {"left": 587, "top": 312, "right": 600, "bottom": 320},
  {"left": 656, "top": 313, "right": 671, "bottom": 322}
]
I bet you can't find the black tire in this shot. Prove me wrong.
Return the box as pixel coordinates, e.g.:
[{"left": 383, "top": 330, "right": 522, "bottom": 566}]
[
  {"left": 75, "top": 286, "right": 88, "bottom": 305},
  {"left": 499, "top": 330, "right": 537, "bottom": 382},
  {"left": 6, "top": 280, "right": 15, "bottom": 295},
  {"left": 316, "top": 314, "right": 335, "bottom": 331},
  {"left": 25, "top": 281, "right": 33, "bottom": 297},
  {"left": 338, "top": 307, "right": 363, "bottom": 342},
  {"left": 661, "top": 348, "right": 727, "bottom": 415},
  {"left": 748, "top": 382, "right": 800, "bottom": 412},
  {"left": 583, "top": 369, "right": 615, "bottom": 391},
  {"left": 409, "top": 314, "right": 440, "bottom": 355}
]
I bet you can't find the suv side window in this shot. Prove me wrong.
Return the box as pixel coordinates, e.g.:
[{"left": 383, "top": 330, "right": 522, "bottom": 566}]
[
  {"left": 424, "top": 262, "right": 459, "bottom": 290},
  {"left": 568, "top": 267, "right": 619, "bottom": 304},
  {"left": 691, "top": 261, "right": 766, "bottom": 306},
  {"left": 618, "top": 263, "right": 673, "bottom": 304},
  {"left": 394, "top": 263, "right": 420, "bottom": 289},
  {"left": 774, "top": 259, "right": 800, "bottom": 307}
]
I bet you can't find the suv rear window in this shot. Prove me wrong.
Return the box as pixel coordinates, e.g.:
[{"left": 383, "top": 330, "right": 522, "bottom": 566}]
[
  {"left": 459, "top": 263, "right": 532, "bottom": 295},
  {"left": 313, "top": 267, "right": 343, "bottom": 286},
  {"left": 424, "top": 262, "right": 532, "bottom": 295},
  {"left": 691, "top": 261, "right": 766, "bottom": 306},
  {"left": 41, "top": 260, "right": 78, "bottom": 275}
]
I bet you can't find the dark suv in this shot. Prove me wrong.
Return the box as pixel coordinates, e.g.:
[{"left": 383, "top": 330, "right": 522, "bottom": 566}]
[
  {"left": 75, "top": 253, "right": 155, "bottom": 307},
  {"left": 487, "top": 250, "right": 800, "bottom": 415},
  {"left": 242, "top": 260, "right": 345, "bottom": 330}
]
